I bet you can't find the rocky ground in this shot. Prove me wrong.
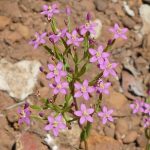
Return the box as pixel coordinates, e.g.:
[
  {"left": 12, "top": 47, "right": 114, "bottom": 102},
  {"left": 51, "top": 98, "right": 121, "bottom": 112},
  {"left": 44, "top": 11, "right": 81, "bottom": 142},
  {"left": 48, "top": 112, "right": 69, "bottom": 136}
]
[{"left": 0, "top": 0, "right": 150, "bottom": 150}]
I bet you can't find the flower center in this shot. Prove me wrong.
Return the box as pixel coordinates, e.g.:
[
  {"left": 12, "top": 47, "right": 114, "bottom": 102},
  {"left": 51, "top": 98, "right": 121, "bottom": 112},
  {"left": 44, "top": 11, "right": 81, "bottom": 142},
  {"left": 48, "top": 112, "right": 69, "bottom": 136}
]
[
  {"left": 53, "top": 121, "right": 58, "bottom": 127},
  {"left": 57, "top": 83, "right": 62, "bottom": 89},
  {"left": 107, "top": 63, "right": 112, "bottom": 69},
  {"left": 81, "top": 86, "right": 86, "bottom": 93},
  {"left": 85, "top": 23, "right": 90, "bottom": 27},
  {"left": 117, "top": 28, "right": 122, "bottom": 34},
  {"left": 21, "top": 110, "right": 26, "bottom": 118},
  {"left": 72, "top": 35, "right": 76, "bottom": 40},
  {"left": 100, "top": 83, "right": 104, "bottom": 89},
  {"left": 96, "top": 51, "right": 101, "bottom": 57},
  {"left": 48, "top": 6, "right": 52, "bottom": 11},
  {"left": 83, "top": 111, "right": 88, "bottom": 116},
  {"left": 54, "top": 68, "right": 59, "bottom": 75}
]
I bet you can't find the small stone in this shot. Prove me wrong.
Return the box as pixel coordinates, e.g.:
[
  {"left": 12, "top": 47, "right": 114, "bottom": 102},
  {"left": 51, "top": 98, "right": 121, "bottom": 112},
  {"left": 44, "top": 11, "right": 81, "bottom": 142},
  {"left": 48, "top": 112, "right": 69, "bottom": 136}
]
[
  {"left": 143, "top": 0, "right": 150, "bottom": 4},
  {"left": 90, "top": 19, "right": 102, "bottom": 39},
  {"left": 136, "top": 133, "right": 147, "bottom": 148},
  {"left": 17, "top": 24, "right": 30, "bottom": 39},
  {"left": 16, "top": 132, "right": 48, "bottom": 150},
  {"left": 123, "top": 1, "right": 135, "bottom": 17},
  {"left": 116, "top": 118, "right": 129, "bottom": 136},
  {"left": 122, "top": 16, "right": 136, "bottom": 29},
  {"left": 104, "top": 124, "right": 115, "bottom": 138},
  {"left": 103, "top": 89, "right": 130, "bottom": 117},
  {"left": 0, "top": 59, "right": 41, "bottom": 100},
  {"left": 139, "top": 4, "right": 150, "bottom": 34},
  {"left": 88, "top": 130, "right": 123, "bottom": 150},
  {"left": 123, "top": 131, "right": 138, "bottom": 144},
  {"left": 0, "top": 16, "right": 11, "bottom": 31},
  {"left": 94, "top": 0, "right": 108, "bottom": 12}
]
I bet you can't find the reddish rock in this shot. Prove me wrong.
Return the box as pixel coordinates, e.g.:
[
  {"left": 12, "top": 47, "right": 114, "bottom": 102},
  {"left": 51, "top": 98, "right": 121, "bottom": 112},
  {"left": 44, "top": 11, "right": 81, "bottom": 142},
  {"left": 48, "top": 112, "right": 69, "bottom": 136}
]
[{"left": 16, "top": 132, "right": 48, "bottom": 150}]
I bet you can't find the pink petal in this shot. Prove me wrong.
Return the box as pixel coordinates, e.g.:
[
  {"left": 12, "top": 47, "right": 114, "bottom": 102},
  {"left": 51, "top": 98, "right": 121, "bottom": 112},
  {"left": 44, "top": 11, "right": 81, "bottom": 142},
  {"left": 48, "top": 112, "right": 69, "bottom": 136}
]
[
  {"left": 89, "top": 48, "right": 96, "bottom": 55},
  {"left": 83, "top": 92, "right": 89, "bottom": 100},
  {"left": 74, "top": 110, "right": 82, "bottom": 117},
  {"left": 74, "top": 91, "right": 82, "bottom": 98},
  {"left": 86, "top": 116, "right": 93, "bottom": 122},
  {"left": 80, "top": 116, "right": 86, "bottom": 124},
  {"left": 81, "top": 104, "right": 86, "bottom": 111}
]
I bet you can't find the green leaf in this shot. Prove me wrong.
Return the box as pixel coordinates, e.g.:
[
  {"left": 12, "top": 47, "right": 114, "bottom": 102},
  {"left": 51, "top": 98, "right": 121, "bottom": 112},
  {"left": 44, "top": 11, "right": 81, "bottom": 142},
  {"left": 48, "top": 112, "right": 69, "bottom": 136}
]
[
  {"left": 44, "top": 45, "right": 54, "bottom": 56},
  {"left": 30, "top": 105, "right": 42, "bottom": 110},
  {"left": 80, "top": 122, "right": 92, "bottom": 141},
  {"left": 77, "top": 63, "right": 87, "bottom": 77}
]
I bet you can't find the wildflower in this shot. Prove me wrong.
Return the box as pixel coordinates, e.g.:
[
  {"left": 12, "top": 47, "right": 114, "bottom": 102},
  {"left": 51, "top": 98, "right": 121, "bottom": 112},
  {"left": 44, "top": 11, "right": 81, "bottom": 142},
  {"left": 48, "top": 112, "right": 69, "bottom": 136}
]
[
  {"left": 74, "top": 80, "right": 94, "bottom": 100},
  {"left": 86, "top": 12, "right": 91, "bottom": 22},
  {"left": 99, "top": 59, "right": 117, "bottom": 78},
  {"left": 80, "top": 21, "right": 97, "bottom": 36},
  {"left": 46, "top": 62, "right": 67, "bottom": 82},
  {"left": 45, "top": 114, "right": 66, "bottom": 136},
  {"left": 89, "top": 45, "right": 110, "bottom": 64},
  {"left": 18, "top": 102, "right": 31, "bottom": 125},
  {"left": 98, "top": 106, "right": 113, "bottom": 124},
  {"left": 74, "top": 104, "right": 94, "bottom": 124},
  {"left": 109, "top": 23, "right": 128, "bottom": 40},
  {"left": 96, "top": 79, "right": 111, "bottom": 95},
  {"left": 66, "top": 30, "right": 84, "bottom": 47},
  {"left": 41, "top": 4, "right": 59, "bottom": 20},
  {"left": 49, "top": 28, "right": 67, "bottom": 43},
  {"left": 143, "top": 117, "right": 150, "bottom": 128},
  {"left": 49, "top": 78, "right": 69, "bottom": 95},
  {"left": 144, "top": 103, "right": 150, "bottom": 115},
  {"left": 29, "top": 32, "right": 47, "bottom": 49},
  {"left": 130, "top": 99, "right": 144, "bottom": 114}
]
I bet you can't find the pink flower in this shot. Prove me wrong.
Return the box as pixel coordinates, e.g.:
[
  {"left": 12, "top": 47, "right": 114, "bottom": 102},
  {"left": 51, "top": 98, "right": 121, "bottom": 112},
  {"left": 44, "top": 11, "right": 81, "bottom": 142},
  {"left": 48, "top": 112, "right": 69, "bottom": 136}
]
[
  {"left": 80, "top": 21, "right": 97, "bottom": 35},
  {"left": 99, "top": 59, "right": 117, "bottom": 78},
  {"left": 143, "top": 117, "right": 150, "bottom": 128},
  {"left": 41, "top": 4, "right": 59, "bottom": 20},
  {"left": 98, "top": 106, "right": 114, "bottom": 124},
  {"left": 96, "top": 79, "right": 111, "bottom": 95},
  {"left": 66, "top": 30, "right": 84, "bottom": 47},
  {"left": 74, "top": 80, "right": 94, "bottom": 100},
  {"left": 109, "top": 23, "right": 128, "bottom": 40},
  {"left": 74, "top": 104, "right": 94, "bottom": 124},
  {"left": 45, "top": 114, "right": 66, "bottom": 136},
  {"left": 49, "top": 28, "right": 67, "bottom": 43},
  {"left": 29, "top": 32, "right": 47, "bottom": 49},
  {"left": 144, "top": 103, "right": 150, "bottom": 115},
  {"left": 130, "top": 99, "right": 144, "bottom": 114},
  {"left": 49, "top": 79, "right": 69, "bottom": 95},
  {"left": 18, "top": 102, "right": 31, "bottom": 125},
  {"left": 46, "top": 62, "right": 67, "bottom": 82},
  {"left": 89, "top": 45, "right": 110, "bottom": 64}
]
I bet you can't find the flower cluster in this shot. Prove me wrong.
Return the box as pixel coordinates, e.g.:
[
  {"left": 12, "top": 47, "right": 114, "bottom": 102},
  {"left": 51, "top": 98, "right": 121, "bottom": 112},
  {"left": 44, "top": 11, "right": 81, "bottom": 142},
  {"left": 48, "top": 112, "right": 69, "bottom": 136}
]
[
  {"left": 18, "top": 3, "right": 129, "bottom": 140},
  {"left": 130, "top": 99, "right": 150, "bottom": 128}
]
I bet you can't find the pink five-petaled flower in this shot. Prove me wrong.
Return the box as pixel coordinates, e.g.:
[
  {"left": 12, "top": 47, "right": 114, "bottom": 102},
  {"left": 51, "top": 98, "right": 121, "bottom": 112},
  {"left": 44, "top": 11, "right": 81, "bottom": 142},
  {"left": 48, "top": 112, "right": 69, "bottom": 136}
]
[
  {"left": 44, "top": 114, "right": 66, "bottom": 136},
  {"left": 96, "top": 79, "right": 111, "bottom": 95},
  {"left": 144, "top": 103, "right": 150, "bottom": 115},
  {"left": 109, "top": 23, "right": 128, "bottom": 40},
  {"left": 130, "top": 99, "right": 144, "bottom": 114},
  {"left": 99, "top": 58, "right": 117, "bottom": 78},
  {"left": 143, "top": 117, "right": 150, "bottom": 128},
  {"left": 89, "top": 45, "right": 110, "bottom": 64},
  {"left": 49, "top": 78, "right": 69, "bottom": 95},
  {"left": 80, "top": 21, "right": 97, "bottom": 36},
  {"left": 66, "top": 30, "right": 84, "bottom": 47},
  {"left": 29, "top": 32, "right": 47, "bottom": 49},
  {"left": 41, "top": 4, "right": 59, "bottom": 20},
  {"left": 74, "top": 80, "right": 94, "bottom": 100},
  {"left": 98, "top": 106, "right": 114, "bottom": 124},
  {"left": 74, "top": 104, "right": 94, "bottom": 124},
  {"left": 46, "top": 62, "right": 67, "bottom": 82},
  {"left": 49, "top": 28, "right": 67, "bottom": 43},
  {"left": 18, "top": 102, "right": 31, "bottom": 125}
]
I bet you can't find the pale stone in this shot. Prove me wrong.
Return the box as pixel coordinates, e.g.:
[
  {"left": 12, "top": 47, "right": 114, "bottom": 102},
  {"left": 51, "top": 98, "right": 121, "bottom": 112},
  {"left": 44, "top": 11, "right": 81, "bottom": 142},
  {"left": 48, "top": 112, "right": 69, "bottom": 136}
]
[
  {"left": 0, "top": 59, "right": 41, "bottom": 100},
  {"left": 139, "top": 4, "right": 150, "bottom": 34},
  {"left": 123, "top": 1, "right": 135, "bottom": 17},
  {"left": 90, "top": 19, "right": 102, "bottom": 39}
]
